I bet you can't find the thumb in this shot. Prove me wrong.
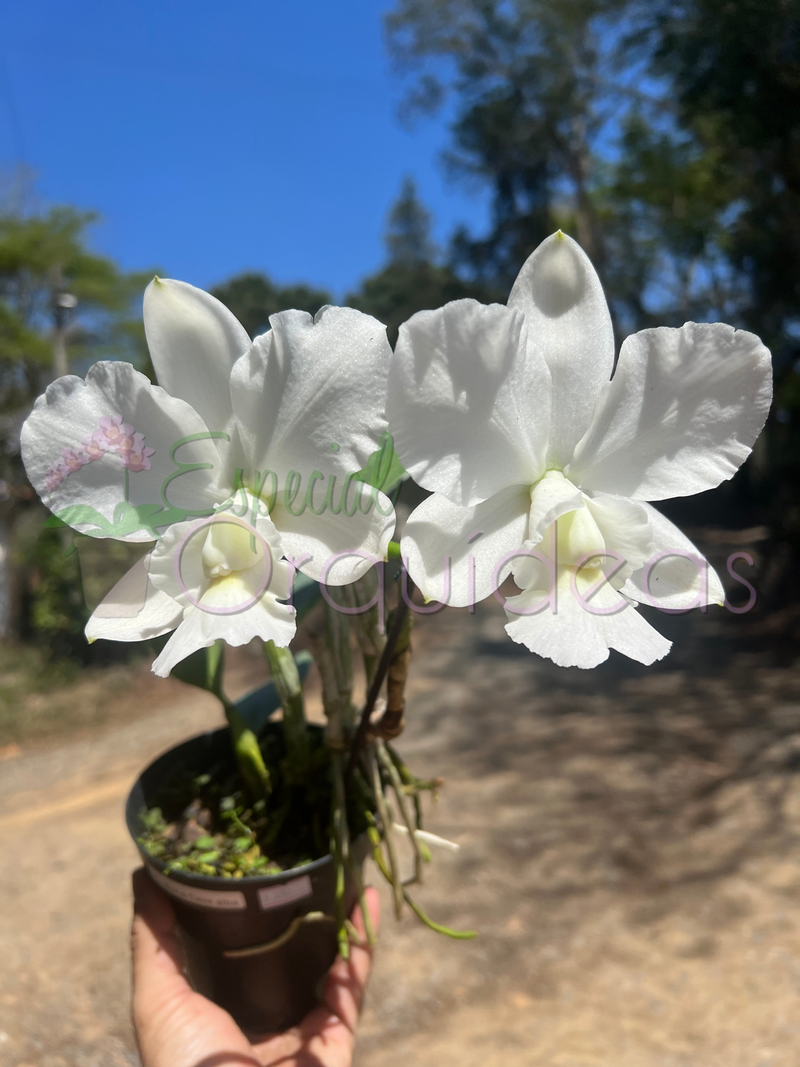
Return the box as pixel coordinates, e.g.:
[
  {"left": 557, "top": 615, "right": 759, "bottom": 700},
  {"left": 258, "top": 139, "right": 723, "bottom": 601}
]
[
  {"left": 131, "top": 867, "right": 193, "bottom": 1026},
  {"left": 131, "top": 868, "right": 259, "bottom": 1067}
]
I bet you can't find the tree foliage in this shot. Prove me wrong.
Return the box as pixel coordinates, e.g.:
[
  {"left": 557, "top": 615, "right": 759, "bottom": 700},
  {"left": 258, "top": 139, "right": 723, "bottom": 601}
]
[
  {"left": 0, "top": 207, "right": 150, "bottom": 382},
  {"left": 387, "top": 0, "right": 629, "bottom": 288},
  {"left": 385, "top": 176, "right": 437, "bottom": 266},
  {"left": 348, "top": 177, "right": 492, "bottom": 344},
  {"left": 210, "top": 272, "right": 331, "bottom": 338},
  {"left": 636, "top": 0, "right": 800, "bottom": 550},
  {"left": 0, "top": 203, "right": 153, "bottom": 645}
]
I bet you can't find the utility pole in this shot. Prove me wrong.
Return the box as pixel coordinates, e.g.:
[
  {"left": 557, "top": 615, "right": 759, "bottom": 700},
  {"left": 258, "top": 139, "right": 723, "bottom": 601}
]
[{"left": 52, "top": 267, "right": 77, "bottom": 378}]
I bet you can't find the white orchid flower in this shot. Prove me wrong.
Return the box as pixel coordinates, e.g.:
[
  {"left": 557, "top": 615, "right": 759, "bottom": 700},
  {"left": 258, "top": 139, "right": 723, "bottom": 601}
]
[
  {"left": 387, "top": 232, "right": 772, "bottom": 669},
  {"left": 22, "top": 280, "right": 395, "bottom": 675}
]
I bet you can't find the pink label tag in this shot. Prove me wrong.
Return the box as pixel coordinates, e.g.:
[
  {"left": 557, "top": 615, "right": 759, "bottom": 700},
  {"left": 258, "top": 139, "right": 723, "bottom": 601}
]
[
  {"left": 257, "top": 874, "right": 313, "bottom": 911},
  {"left": 149, "top": 866, "right": 246, "bottom": 910}
]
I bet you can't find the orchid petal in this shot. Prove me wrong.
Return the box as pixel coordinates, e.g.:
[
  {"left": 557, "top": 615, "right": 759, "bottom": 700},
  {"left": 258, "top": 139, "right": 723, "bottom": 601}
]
[
  {"left": 527, "top": 472, "right": 583, "bottom": 546},
  {"left": 590, "top": 589, "right": 672, "bottom": 666},
  {"left": 583, "top": 493, "right": 653, "bottom": 584},
  {"left": 148, "top": 518, "right": 208, "bottom": 607},
  {"left": 387, "top": 300, "right": 549, "bottom": 507},
  {"left": 622, "top": 503, "right": 725, "bottom": 610},
  {"left": 151, "top": 561, "right": 296, "bottom": 678},
  {"left": 148, "top": 503, "right": 287, "bottom": 607},
  {"left": 507, "top": 538, "right": 554, "bottom": 594},
  {"left": 143, "top": 278, "right": 250, "bottom": 435},
  {"left": 504, "top": 569, "right": 609, "bottom": 668},
  {"left": 231, "top": 306, "right": 391, "bottom": 487},
  {"left": 504, "top": 566, "right": 671, "bottom": 668},
  {"left": 401, "top": 485, "right": 529, "bottom": 607},
  {"left": 508, "top": 232, "right": 614, "bottom": 468},
  {"left": 568, "top": 323, "right": 772, "bottom": 499},
  {"left": 271, "top": 486, "right": 395, "bottom": 586},
  {"left": 21, "top": 361, "right": 224, "bottom": 541},
  {"left": 85, "top": 553, "right": 182, "bottom": 642}
]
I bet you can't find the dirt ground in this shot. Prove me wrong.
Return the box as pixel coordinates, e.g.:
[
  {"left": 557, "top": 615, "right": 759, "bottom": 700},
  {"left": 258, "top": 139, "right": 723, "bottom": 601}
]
[{"left": 2, "top": 583, "right": 800, "bottom": 1067}]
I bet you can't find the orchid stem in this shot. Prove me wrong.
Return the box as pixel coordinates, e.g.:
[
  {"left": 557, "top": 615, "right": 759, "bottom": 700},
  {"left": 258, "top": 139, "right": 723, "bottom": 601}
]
[
  {"left": 343, "top": 569, "right": 385, "bottom": 685},
  {"left": 309, "top": 594, "right": 354, "bottom": 749},
  {"left": 205, "top": 642, "right": 270, "bottom": 805},
  {"left": 221, "top": 698, "right": 271, "bottom": 805},
  {"left": 377, "top": 738, "right": 423, "bottom": 885},
  {"left": 345, "top": 574, "right": 415, "bottom": 782},
  {"left": 331, "top": 753, "right": 350, "bottom": 960},
  {"left": 368, "top": 747, "right": 404, "bottom": 920},
  {"left": 333, "top": 752, "right": 375, "bottom": 947},
  {"left": 264, "top": 640, "right": 309, "bottom": 774}
]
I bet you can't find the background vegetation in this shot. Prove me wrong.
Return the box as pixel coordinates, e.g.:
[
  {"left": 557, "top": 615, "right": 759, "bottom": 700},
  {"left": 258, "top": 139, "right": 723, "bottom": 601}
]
[{"left": 1, "top": 0, "right": 797, "bottom": 683}]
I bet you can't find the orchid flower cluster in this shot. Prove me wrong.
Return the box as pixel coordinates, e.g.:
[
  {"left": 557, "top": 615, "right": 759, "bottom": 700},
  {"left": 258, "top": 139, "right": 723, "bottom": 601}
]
[
  {"left": 22, "top": 231, "right": 772, "bottom": 676},
  {"left": 20, "top": 232, "right": 772, "bottom": 942}
]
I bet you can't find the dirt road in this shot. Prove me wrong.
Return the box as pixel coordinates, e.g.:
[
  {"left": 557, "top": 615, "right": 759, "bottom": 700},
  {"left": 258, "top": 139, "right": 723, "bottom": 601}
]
[{"left": 2, "top": 600, "right": 800, "bottom": 1067}]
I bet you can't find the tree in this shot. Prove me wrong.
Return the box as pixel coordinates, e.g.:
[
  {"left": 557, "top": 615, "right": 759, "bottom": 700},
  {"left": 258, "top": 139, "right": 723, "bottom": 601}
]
[
  {"left": 347, "top": 177, "right": 491, "bottom": 344},
  {"left": 630, "top": 0, "right": 800, "bottom": 582},
  {"left": 385, "top": 176, "right": 436, "bottom": 266},
  {"left": 384, "top": 0, "right": 742, "bottom": 334},
  {"left": 0, "top": 204, "right": 151, "bottom": 642},
  {"left": 386, "top": 0, "right": 632, "bottom": 291},
  {"left": 0, "top": 207, "right": 149, "bottom": 385},
  {"left": 210, "top": 273, "right": 331, "bottom": 338}
]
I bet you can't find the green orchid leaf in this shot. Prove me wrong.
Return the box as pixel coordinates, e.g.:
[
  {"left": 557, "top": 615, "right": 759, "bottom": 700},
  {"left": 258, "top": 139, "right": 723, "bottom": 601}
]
[
  {"left": 42, "top": 514, "right": 69, "bottom": 530},
  {"left": 292, "top": 571, "right": 322, "bottom": 623},
  {"left": 164, "top": 640, "right": 313, "bottom": 735},
  {"left": 167, "top": 640, "right": 224, "bottom": 694},
  {"left": 205, "top": 639, "right": 225, "bottom": 693}
]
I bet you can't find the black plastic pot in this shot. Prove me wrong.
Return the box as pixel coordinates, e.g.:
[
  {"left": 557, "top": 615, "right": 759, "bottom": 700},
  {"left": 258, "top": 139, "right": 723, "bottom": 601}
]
[{"left": 126, "top": 727, "right": 360, "bottom": 1035}]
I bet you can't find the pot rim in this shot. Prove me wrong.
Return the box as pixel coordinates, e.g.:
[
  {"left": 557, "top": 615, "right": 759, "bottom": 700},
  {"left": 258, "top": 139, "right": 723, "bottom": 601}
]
[{"left": 127, "top": 726, "right": 335, "bottom": 890}]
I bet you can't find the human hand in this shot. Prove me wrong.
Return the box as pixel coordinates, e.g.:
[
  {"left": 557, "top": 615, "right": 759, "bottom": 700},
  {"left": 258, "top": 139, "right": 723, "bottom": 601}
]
[{"left": 131, "top": 867, "right": 380, "bottom": 1067}]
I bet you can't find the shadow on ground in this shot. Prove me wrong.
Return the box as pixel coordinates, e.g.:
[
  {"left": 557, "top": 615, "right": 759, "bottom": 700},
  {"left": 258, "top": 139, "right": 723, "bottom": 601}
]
[
  {"left": 2, "top": 556, "right": 800, "bottom": 1067},
  {"left": 354, "top": 578, "right": 800, "bottom": 1067}
]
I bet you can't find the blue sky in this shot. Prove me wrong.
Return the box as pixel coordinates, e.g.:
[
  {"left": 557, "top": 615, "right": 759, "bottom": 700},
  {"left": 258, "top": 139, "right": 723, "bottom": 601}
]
[{"left": 0, "top": 1, "right": 489, "bottom": 298}]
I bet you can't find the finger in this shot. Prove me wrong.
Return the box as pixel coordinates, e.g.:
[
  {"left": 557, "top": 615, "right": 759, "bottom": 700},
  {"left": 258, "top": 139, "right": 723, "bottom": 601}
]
[
  {"left": 280, "top": 888, "right": 381, "bottom": 1063},
  {"left": 132, "top": 869, "right": 262, "bottom": 1067},
  {"left": 322, "top": 886, "right": 381, "bottom": 1034},
  {"left": 131, "top": 867, "right": 193, "bottom": 1019}
]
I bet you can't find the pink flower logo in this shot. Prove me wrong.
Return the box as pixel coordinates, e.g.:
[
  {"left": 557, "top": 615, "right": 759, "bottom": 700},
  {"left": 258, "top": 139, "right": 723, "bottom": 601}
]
[
  {"left": 82, "top": 435, "right": 106, "bottom": 461},
  {"left": 122, "top": 445, "right": 155, "bottom": 472},
  {"left": 44, "top": 414, "right": 156, "bottom": 492},
  {"left": 61, "top": 448, "right": 89, "bottom": 473},
  {"left": 98, "top": 414, "right": 134, "bottom": 448}
]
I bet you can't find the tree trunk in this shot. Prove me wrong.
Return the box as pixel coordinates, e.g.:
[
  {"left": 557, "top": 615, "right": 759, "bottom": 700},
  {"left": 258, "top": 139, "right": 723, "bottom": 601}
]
[{"left": 0, "top": 515, "right": 11, "bottom": 638}]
